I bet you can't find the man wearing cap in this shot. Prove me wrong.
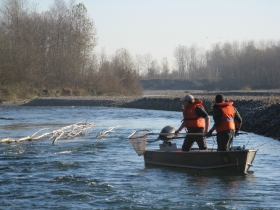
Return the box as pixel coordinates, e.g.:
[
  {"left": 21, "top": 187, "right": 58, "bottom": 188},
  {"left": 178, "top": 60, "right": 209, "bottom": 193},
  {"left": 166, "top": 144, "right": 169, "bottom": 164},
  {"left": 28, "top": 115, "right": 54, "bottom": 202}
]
[
  {"left": 207, "top": 94, "right": 242, "bottom": 151},
  {"left": 175, "top": 94, "right": 210, "bottom": 151}
]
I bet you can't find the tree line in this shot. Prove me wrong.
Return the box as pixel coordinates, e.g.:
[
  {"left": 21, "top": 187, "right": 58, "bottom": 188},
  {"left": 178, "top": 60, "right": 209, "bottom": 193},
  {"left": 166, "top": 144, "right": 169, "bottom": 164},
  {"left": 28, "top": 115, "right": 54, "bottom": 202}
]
[
  {"left": 1, "top": 0, "right": 279, "bottom": 102},
  {"left": 139, "top": 41, "right": 280, "bottom": 89},
  {"left": 0, "top": 0, "right": 142, "bottom": 101},
  {"left": 171, "top": 41, "right": 280, "bottom": 89}
]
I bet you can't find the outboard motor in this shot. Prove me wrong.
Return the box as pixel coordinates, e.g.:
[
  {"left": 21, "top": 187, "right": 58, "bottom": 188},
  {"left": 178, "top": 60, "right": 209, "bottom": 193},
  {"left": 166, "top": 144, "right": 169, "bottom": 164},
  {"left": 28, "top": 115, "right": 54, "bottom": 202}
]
[
  {"left": 158, "top": 126, "right": 177, "bottom": 151},
  {"left": 158, "top": 126, "right": 176, "bottom": 140}
]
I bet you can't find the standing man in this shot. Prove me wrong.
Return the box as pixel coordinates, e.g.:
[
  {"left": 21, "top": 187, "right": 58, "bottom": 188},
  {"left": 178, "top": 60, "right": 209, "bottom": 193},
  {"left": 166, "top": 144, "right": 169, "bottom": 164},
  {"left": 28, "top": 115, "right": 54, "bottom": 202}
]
[
  {"left": 175, "top": 94, "right": 210, "bottom": 151},
  {"left": 207, "top": 94, "right": 242, "bottom": 151}
]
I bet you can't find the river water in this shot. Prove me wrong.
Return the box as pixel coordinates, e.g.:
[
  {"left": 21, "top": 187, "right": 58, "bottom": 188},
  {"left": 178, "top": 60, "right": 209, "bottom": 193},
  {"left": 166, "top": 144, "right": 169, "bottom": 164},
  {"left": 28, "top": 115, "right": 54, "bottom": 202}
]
[{"left": 0, "top": 105, "right": 279, "bottom": 209}]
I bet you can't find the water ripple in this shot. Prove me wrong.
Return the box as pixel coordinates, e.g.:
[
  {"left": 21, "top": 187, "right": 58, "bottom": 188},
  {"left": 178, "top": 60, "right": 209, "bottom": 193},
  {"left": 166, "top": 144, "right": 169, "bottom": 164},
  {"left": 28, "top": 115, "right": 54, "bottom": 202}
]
[{"left": 0, "top": 106, "right": 279, "bottom": 209}]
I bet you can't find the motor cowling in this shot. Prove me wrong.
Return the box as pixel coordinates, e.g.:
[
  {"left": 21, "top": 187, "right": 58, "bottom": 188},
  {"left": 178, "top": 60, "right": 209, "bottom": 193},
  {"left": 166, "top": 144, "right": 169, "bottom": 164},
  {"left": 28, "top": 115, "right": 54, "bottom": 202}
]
[{"left": 158, "top": 126, "right": 176, "bottom": 140}]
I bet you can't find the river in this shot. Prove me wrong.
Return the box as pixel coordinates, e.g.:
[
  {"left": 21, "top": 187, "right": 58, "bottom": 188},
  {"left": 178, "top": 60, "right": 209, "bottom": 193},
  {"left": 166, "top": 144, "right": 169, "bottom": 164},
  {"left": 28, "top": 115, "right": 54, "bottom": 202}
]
[{"left": 0, "top": 105, "right": 279, "bottom": 209}]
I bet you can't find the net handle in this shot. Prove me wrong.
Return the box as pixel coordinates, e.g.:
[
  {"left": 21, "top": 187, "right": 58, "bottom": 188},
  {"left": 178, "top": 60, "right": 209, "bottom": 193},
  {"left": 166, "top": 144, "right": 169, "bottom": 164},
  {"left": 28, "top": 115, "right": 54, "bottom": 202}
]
[
  {"left": 152, "top": 132, "right": 204, "bottom": 136},
  {"left": 128, "top": 130, "right": 205, "bottom": 139},
  {"left": 128, "top": 130, "right": 247, "bottom": 139},
  {"left": 128, "top": 130, "right": 248, "bottom": 139}
]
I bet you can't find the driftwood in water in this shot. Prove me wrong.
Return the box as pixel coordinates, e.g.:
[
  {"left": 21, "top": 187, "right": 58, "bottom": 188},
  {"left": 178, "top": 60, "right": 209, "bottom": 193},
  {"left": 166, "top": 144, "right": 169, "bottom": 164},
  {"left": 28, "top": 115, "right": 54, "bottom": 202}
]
[
  {"left": 50, "top": 122, "right": 95, "bottom": 145},
  {"left": 0, "top": 122, "right": 95, "bottom": 144},
  {"left": 96, "top": 126, "right": 120, "bottom": 139}
]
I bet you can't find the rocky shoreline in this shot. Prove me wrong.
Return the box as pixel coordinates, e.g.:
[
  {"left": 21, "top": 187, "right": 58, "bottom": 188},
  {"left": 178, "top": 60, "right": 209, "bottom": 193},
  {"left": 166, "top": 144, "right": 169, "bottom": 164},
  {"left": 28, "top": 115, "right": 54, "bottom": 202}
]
[{"left": 20, "top": 90, "right": 280, "bottom": 139}]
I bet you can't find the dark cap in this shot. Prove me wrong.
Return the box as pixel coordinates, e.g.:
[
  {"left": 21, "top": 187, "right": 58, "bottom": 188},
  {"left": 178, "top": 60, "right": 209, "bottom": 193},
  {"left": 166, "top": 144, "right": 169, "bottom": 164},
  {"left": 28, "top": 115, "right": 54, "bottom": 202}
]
[{"left": 215, "top": 94, "right": 224, "bottom": 103}]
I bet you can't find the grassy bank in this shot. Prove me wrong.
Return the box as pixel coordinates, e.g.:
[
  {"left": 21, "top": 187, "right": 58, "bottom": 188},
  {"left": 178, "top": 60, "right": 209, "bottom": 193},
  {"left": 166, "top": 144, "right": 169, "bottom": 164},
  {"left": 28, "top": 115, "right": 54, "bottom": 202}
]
[{"left": 0, "top": 86, "right": 142, "bottom": 104}]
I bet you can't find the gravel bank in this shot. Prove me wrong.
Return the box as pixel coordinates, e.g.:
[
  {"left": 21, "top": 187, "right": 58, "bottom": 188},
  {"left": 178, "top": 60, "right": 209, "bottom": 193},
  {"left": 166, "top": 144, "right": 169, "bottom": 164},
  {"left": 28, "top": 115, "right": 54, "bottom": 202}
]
[{"left": 23, "top": 90, "right": 280, "bottom": 139}]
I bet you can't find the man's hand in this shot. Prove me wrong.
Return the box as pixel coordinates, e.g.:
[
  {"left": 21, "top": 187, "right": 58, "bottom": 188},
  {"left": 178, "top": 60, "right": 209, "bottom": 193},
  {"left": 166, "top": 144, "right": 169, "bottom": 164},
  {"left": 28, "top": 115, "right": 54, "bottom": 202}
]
[{"left": 175, "top": 130, "right": 180, "bottom": 136}]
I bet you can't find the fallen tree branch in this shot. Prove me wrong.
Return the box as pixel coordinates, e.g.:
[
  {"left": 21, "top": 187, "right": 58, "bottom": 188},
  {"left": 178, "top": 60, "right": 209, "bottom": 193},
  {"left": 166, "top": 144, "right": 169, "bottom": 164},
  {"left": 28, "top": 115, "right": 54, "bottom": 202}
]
[
  {"left": 0, "top": 122, "right": 96, "bottom": 144},
  {"left": 96, "top": 126, "right": 120, "bottom": 139}
]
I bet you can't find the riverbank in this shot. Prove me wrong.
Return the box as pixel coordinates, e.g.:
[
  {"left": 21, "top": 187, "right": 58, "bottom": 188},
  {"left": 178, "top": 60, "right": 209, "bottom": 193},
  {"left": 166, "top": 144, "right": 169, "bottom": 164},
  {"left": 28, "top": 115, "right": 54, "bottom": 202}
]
[{"left": 8, "top": 90, "right": 280, "bottom": 139}]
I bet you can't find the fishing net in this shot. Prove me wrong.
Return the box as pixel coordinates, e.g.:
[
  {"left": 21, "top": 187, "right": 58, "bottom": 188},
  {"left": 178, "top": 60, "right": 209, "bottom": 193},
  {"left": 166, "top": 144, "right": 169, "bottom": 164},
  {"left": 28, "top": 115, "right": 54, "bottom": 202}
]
[{"left": 127, "top": 130, "right": 149, "bottom": 156}]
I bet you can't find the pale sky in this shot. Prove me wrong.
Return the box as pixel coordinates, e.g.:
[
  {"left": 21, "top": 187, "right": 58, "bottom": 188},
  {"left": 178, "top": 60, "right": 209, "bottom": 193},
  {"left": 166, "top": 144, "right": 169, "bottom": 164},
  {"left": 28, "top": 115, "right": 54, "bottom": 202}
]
[{"left": 30, "top": 0, "right": 280, "bottom": 68}]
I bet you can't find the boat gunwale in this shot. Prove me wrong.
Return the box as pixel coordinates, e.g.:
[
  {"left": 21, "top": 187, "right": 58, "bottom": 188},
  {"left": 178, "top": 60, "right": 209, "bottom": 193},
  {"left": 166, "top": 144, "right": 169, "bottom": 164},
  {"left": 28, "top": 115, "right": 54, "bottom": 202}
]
[{"left": 144, "top": 148, "right": 258, "bottom": 154}]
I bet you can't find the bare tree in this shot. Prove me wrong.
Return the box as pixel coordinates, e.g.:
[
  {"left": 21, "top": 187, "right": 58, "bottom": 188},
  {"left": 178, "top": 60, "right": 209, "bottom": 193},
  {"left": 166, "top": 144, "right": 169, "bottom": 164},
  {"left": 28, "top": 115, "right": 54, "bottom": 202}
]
[
  {"left": 160, "top": 57, "right": 170, "bottom": 79},
  {"left": 135, "top": 53, "right": 153, "bottom": 77},
  {"left": 173, "top": 45, "right": 189, "bottom": 78},
  {"left": 147, "top": 59, "right": 160, "bottom": 79}
]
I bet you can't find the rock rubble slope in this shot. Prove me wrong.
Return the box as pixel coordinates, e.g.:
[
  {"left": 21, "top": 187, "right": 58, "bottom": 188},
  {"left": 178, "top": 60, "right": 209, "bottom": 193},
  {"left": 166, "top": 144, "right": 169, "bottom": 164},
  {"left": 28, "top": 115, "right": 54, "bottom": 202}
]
[{"left": 23, "top": 90, "right": 280, "bottom": 139}]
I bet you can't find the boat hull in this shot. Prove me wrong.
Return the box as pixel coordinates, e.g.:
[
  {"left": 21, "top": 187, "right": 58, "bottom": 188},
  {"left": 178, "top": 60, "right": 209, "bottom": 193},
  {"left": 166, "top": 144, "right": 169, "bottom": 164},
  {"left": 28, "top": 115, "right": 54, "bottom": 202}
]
[{"left": 144, "top": 148, "right": 257, "bottom": 174}]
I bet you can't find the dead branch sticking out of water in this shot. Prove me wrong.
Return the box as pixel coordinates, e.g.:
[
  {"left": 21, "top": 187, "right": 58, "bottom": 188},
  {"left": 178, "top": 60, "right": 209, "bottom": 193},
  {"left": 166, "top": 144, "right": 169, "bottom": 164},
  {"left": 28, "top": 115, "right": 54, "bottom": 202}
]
[
  {"left": 96, "top": 126, "right": 120, "bottom": 139},
  {"left": 0, "top": 122, "right": 95, "bottom": 144}
]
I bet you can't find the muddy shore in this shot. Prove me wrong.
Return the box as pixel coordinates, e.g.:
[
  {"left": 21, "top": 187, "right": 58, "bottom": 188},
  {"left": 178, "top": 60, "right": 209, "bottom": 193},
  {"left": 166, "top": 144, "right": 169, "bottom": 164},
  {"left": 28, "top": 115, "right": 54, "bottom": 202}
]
[{"left": 15, "top": 90, "right": 280, "bottom": 139}]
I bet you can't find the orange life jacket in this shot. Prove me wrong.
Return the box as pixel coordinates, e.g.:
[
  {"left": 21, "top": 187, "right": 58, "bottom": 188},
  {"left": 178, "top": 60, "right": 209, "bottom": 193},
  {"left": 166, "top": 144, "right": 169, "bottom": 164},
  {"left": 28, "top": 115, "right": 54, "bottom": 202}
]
[
  {"left": 215, "top": 101, "right": 236, "bottom": 132},
  {"left": 183, "top": 100, "right": 205, "bottom": 128}
]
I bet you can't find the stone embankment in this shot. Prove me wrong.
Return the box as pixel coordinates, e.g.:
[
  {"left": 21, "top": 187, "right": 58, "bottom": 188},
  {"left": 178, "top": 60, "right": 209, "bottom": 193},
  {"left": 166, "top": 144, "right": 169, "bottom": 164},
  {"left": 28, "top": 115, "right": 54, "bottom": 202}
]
[{"left": 23, "top": 90, "right": 280, "bottom": 139}]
